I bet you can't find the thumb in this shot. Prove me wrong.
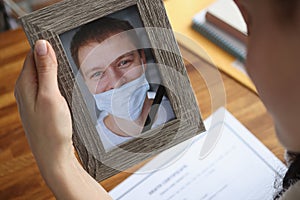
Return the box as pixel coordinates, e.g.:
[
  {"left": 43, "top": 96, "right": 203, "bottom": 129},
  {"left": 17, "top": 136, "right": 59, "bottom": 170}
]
[{"left": 34, "top": 40, "right": 59, "bottom": 95}]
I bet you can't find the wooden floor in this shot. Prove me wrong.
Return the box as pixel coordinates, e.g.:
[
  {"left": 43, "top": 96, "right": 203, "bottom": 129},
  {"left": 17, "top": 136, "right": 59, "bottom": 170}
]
[{"left": 0, "top": 29, "right": 284, "bottom": 199}]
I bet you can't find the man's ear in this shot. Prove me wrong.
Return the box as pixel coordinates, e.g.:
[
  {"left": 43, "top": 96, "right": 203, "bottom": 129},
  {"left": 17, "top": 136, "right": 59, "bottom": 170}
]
[{"left": 234, "top": 0, "right": 252, "bottom": 35}]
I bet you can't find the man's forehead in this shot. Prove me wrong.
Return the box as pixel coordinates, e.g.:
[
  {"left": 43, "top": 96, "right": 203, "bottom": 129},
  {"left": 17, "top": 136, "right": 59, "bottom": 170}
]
[{"left": 79, "top": 34, "right": 138, "bottom": 70}]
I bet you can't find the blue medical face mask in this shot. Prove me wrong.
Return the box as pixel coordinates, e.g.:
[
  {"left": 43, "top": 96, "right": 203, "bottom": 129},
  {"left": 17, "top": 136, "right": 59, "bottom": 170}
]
[{"left": 93, "top": 62, "right": 150, "bottom": 121}]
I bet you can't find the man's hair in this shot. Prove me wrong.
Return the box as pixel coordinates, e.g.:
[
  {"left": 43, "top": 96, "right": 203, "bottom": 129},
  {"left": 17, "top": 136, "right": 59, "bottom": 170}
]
[{"left": 70, "top": 17, "right": 140, "bottom": 68}]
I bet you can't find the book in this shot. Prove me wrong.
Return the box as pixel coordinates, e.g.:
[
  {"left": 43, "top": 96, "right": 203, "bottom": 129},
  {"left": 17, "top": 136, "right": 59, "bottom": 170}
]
[
  {"left": 192, "top": 0, "right": 247, "bottom": 62},
  {"left": 109, "top": 108, "right": 286, "bottom": 200},
  {"left": 206, "top": 0, "right": 247, "bottom": 44}
]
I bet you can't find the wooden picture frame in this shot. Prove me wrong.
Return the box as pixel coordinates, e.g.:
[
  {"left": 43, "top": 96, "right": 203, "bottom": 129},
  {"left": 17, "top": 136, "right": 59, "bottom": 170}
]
[{"left": 20, "top": 0, "right": 205, "bottom": 181}]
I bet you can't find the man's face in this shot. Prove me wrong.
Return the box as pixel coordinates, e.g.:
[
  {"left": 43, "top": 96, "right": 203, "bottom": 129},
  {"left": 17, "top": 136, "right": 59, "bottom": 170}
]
[{"left": 78, "top": 34, "right": 146, "bottom": 94}]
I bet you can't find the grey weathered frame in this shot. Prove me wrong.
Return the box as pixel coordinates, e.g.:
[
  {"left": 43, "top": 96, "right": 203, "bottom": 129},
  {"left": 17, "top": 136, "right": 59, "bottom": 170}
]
[{"left": 20, "top": 0, "right": 205, "bottom": 181}]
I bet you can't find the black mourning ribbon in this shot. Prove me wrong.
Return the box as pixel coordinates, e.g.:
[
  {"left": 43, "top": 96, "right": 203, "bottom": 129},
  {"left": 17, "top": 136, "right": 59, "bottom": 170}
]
[{"left": 142, "top": 85, "right": 166, "bottom": 133}]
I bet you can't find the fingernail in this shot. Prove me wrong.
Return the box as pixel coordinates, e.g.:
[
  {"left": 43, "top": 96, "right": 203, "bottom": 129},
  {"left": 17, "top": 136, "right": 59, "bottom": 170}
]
[{"left": 35, "top": 40, "right": 48, "bottom": 56}]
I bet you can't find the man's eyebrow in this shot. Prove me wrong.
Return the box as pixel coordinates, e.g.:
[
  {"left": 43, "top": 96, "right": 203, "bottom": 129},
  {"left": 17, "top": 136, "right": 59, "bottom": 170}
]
[
  {"left": 113, "top": 51, "right": 135, "bottom": 64},
  {"left": 82, "top": 51, "right": 136, "bottom": 77},
  {"left": 83, "top": 66, "right": 104, "bottom": 78}
]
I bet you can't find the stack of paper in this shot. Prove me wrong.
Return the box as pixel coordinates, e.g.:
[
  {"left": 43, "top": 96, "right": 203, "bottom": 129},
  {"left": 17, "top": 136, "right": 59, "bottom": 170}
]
[
  {"left": 192, "top": 0, "right": 247, "bottom": 62},
  {"left": 205, "top": 0, "right": 247, "bottom": 43}
]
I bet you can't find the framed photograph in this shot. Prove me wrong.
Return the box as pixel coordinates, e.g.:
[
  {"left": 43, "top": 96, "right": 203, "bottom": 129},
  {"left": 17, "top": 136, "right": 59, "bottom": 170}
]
[{"left": 20, "top": 0, "right": 205, "bottom": 181}]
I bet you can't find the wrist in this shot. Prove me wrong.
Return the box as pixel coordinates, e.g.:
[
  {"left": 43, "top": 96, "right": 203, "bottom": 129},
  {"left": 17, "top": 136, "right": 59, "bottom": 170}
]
[
  {"left": 36, "top": 143, "right": 79, "bottom": 184},
  {"left": 39, "top": 152, "right": 112, "bottom": 200},
  {"left": 41, "top": 153, "right": 82, "bottom": 196}
]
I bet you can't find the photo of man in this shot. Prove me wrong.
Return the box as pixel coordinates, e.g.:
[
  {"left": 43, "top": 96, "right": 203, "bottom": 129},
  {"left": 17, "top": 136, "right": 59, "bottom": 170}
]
[{"left": 69, "top": 17, "right": 175, "bottom": 151}]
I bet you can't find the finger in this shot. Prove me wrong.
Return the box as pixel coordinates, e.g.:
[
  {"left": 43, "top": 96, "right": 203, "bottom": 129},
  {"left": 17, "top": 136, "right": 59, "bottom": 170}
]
[
  {"left": 15, "top": 51, "right": 38, "bottom": 105},
  {"left": 33, "top": 40, "right": 59, "bottom": 95},
  {"left": 20, "top": 51, "right": 36, "bottom": 80}
]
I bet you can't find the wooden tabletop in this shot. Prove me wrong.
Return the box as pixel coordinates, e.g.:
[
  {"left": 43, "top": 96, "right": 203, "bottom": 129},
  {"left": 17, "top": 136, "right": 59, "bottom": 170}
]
[
  {"left": 1, "top": 0, "right": 289, "bottom": 193},
  {"left": 0, "top": 26, "right": 284, "bottom": 199},
  {"left": 0, "top": 1, "right": 285, "bottom": 198}
]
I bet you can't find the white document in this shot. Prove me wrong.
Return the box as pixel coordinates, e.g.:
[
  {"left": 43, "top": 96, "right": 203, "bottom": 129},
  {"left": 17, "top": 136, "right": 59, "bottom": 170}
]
[{"left": 109, "top": 108, "right": 286, "bottom": 200}]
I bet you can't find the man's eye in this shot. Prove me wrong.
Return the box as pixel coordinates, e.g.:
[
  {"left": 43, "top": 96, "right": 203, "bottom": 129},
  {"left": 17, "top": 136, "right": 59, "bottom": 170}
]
[
  {"left": 118, "top": 59, "right": 132, "bottom": 68},
  {"left": 120, "top": 60, "right": 128, "bottom": 65},
  {"left": 91, "top": 71, "right": 103, "bottom": 79}
]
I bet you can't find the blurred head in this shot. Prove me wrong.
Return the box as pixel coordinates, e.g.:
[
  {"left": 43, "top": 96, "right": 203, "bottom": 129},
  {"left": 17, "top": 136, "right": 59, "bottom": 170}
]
[
  {"left": 70, "top": 17, "right": 146, "bottom": 94},
  {"left": 234, "top": 0, "right": 300, "bottom": 151}
]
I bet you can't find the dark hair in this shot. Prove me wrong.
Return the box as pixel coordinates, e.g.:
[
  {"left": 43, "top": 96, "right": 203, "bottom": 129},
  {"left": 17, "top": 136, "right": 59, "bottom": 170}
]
[
  {"left": 274, "top": 152, "right": 300, "bottom": 199},
  {"left": 272, "top": 0, "right": 300, "bottom": 26},
  {"left": 70, "top": 17, "right": 140, "bottom": 68}
]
